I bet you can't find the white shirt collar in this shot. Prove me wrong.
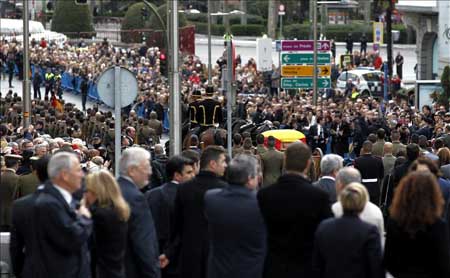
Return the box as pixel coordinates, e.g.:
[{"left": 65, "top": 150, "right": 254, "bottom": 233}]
[
  {"left": 171, "top": 180, "right": 180, "bottom": 184},
  {"left": 53, "top": 184, "right": 72, "bottom": 206},
  {"left": 321, "top": 176, "right": 336, "bottom": 181}
]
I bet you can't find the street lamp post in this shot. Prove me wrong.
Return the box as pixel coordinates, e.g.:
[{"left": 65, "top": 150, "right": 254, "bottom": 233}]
[
  {"left": 170, "top": 0, "right": 181, "bottom": 156},
  {"left": 208, "top": 0, "right": 212, "bottom": 83},
  {"left": 312, "top": 0, "right": 318, "bottom": 106}
]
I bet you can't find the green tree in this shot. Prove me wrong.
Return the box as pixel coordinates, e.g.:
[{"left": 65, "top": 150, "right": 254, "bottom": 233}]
[
  {"left": 121, "top": 2, "right": 187, "bottom": 43},
  {"left": 51, "top": 1, "right": 94, "bottom": 38}
]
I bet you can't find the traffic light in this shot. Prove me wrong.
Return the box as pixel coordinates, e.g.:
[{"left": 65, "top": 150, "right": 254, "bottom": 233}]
[
  {"left": 75, "top": 0, "right": 88, "bottom": 4},
  {"left": 141, "top": 7, "right": 149, "bottom": 20},
  {"left": 160, "top": 54, "right": 167, "bottom": 76}
]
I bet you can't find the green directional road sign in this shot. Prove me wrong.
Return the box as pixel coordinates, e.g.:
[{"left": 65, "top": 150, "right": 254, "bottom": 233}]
[
  {"left": 281, "top": 53, "right": 331, "bottom": 65},
  {"left": 281, "top": 77, "right": 331, "bottom": 89}
]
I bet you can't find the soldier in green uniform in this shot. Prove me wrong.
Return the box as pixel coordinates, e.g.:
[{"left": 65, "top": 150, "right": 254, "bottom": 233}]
[
  {"left": 17, "top": 156, "right": 40, "bottom": 197},
  {"left": 0, "top": 154, "right": 21, "bottom": 231}
]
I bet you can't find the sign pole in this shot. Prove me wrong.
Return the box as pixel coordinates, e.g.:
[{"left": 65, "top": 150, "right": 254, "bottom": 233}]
[
  {"left": 114, "top": 66, "right": 121, "bottom": 176},
  {"left": 313, "top": 0, "right": 318, "bottom": 106},
  {"left": 170, "top": 0, "right": 182, "bottom": 155},
  {"left": 226, "top": 37, "right": 233, "bottom": 158},
  {"left": 23, "top": 0, "right": 31, "bottom": 129}
]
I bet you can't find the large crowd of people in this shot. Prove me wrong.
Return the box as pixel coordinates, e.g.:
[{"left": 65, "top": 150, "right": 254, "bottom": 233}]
[{"left": 1, "top": 36, "right": 450, "bottom": 278}]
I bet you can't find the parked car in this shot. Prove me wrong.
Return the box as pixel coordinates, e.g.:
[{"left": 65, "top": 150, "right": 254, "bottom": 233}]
[{"left": 337, "top": 69, "right": 384, "bottom": 98}]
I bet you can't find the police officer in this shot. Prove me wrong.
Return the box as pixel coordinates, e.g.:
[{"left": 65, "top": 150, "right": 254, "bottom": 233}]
[
  {"left": 44, "top": 68, "right": 54, "bottom": 99},
  {"left": 197, "top": 86, "right": 223, "bottom": 133}
]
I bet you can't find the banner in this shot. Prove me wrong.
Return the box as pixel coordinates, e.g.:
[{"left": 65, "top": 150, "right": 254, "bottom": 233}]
[{"left": 373, "top": 22, "right": 384, "bottom": 48}]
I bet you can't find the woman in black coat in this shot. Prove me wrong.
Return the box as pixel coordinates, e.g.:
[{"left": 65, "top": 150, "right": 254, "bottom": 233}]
[
  {"left": 312, "top": 183, "right": 384, "bottom": 278},
  {"left": 384, "top": 171, "right": 450, "bottom": 278},
  {"left": 85, "top": 170, "right": 130, "bottom": 278}
]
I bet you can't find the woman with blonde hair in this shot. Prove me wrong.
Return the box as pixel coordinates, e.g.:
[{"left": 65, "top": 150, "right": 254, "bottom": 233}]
[
  {"left": 384, "top": 171, "right": 450, "bottom": 278},
  {"left": 84, "top": 169, "right": 130, "bottom": 278},
  {"left": 313, "top": 183, "right": 383, "bottom": 278}
]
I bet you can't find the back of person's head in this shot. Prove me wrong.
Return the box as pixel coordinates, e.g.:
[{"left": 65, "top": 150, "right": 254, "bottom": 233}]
[
  {"left": 409, "top": 157, "right": 440, "bottom": 177},
  {"left": 418, "top": 135, "right": 428, "bottom": 148},
  {"left": 233, "top": 133, "right": 242, "bottom": 146},
  {"left": 362, "top": 140, "right": 373, "bottom": 154},
  {"left": 34, "top": 155, "right": 50, "bottom": 183},
  {"left": 410, "top": 134, "right": 419, "bottom": 144},
  {"left": 367, "top": 133, "right": 377, "bottom": 144},
  {"left": 377, "top": 128, "right": 385, "bottom": 140},
  {"left": 406, "top": 143, "right": 420, "bottom": 161},
  {"left": 339, "top": 183, "right": 368, "bottom": 215},
  {"left": 118, "top": 147, "right": 151, "bottom": 176},
  {"left": 394, "top": 156, "right": 407, "bottom": 168},
  {"left": 182, "top": 149, "right": 200, "bottom": 164},
  {"left": 226, "top": 154, "right": 258, "bottom": 186},
  {"left": 390, "top": 171, "right": 443, "bottom": 236},
  {"left": 437, "top": 147, "right": 450, "bottom": 166},
  {"left": 434, "top": 138, "right": 444, "bottom": 150},
  {"left": 391, "top": 129, "right": 400, "bottom": 141},
  {"left": 200, "top": 145, "right": 226, "bottom": 170},
  {"left": 256, "top": 134, "right": 265, "bottom": 145},
  {"left": 384, "top": 142, "right": 393, "bottom": 155},
  {"left": 336, "top": 167, "right": 362, "bottom": 188},
  {"left": 154, "top": 144, "right": 164, "bottom": 155},
  {"left": 166, "top": 155, "right": 193, "bottom": 181},
  {"left": 320, "top": 154, "right": 343, "bottom": 176},
  {"left": 267, "top": 136, "right": 276, "bottom": 148},
  {"left": 284, "top": 142, "right": 311, "bottom": 173},
  {"left": 243, "top": 138, "right": 253, "bottom": 150},
  {"left": 85, "top": 169, "right": 130, "bottom": 222}
]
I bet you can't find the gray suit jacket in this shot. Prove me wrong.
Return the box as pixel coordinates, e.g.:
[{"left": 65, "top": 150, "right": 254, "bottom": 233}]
[
  {"left": 382, "top": 154, "right": 396, "bottom": 177},
  {"left": 313, "top": 177, "right": 336, "bottom": 204},
  {"left": 442, "top": 165, "right": 450, "bottom": 180}
]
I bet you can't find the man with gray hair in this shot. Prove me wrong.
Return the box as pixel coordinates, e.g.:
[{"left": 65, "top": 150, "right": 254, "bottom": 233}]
[
  {"left": 117, "top": 147, "right": 160, "bottom": 278},
  {"left": 204, "top": 154, "right": 266, "bottom": 278},
  {"left": 313, "top": 154, "right": 343, "bottom": 203},
  {"left": 332, "top": 167, "right": 385, "bottom": 246},
  {"left": 33, "top": 151, "right": 92, "bottom": 278}
]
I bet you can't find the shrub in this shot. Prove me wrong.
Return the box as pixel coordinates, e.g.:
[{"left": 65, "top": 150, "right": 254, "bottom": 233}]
[
  {"left": 191, "top": 22, "right": 226, "bottom": 36},
  {"left": 230, "top": 24, "right": 266, "bottom": 36},
  {"left": 121, "top": 2, "right": 147, "bottom": 43},
  {"left": 51, "top": 1, "right": 94, "bottom": 38}
]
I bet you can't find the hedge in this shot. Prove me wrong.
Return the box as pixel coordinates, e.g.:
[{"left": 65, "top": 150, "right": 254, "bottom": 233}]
[
  {"left": 230, "top": 24, "right": 266, "bottom": 36},
  {"left": 284, "top": 23, "right": 412, "bottom": 44},
  {"left": 186, "top": 13, "right": 265, "bottom": 25},
  {"left": 191, "top": 22, "right": 226, "bottom": 36},
  {"left": 121, "top": 2, "right": 147, "bottom": 43}
]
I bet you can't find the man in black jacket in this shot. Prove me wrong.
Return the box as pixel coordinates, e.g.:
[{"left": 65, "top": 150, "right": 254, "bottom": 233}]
[
  {"left": 33, "top": 152, "right": 92, "bottom": 278},
  {"left": 354, "top": 141, "right": 384, "bottom": 206},
  {"left": 10, "top": 155, "right": 49, "bottom": 278},
  {"left": 257, "top": 142, "right": 332, "bottom": 278},
  {"left": 146, "top": 155, "right": 195, "bottom": 278},
  {"left": 205, "top": 155, "right": 267, "bottom": 278},
  {"left": 161, "top": 146, "right": 228, "bottom": 278},
  {"left": 117, "top": 147, "right": 161, "bottom": 278}
]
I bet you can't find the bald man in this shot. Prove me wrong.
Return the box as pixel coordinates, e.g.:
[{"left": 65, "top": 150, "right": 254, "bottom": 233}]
[{"left": 382, "top": 142, "right": 396, "bottom": 177}]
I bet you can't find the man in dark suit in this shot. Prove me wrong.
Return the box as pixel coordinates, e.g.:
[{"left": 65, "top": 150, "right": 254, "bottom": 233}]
[
  {"left": 204, "top": 155, "right": 266, "bottom": 278},
  {"left": 33, "top": 152, "right": 92, "bottom": 278},
  {"left": 330, "top": 114, "right": 351, "bottom": 157},
  {"left": 146, "top": 155, "right": 196, "bottom": 278},
  {"left": 257, "top": 142, "right": 332, "bottom": 278},
  {"left": 313, "top": 154, "right": 343, "bottom": 204},
  {"left": 10, "top": 155, "right": 49, "bottom": 278},
  {"left": 354, "top": 141, "right": 384, "bottom": 206},
  {"left": 308, "top": 116, "right": 328, "bottom": 154},
  {"left": 117, "top": 147, "right": 161, "bottom": 278},
  {"left": 161, "top": 146, "right": 228, "bottom": 278}
]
